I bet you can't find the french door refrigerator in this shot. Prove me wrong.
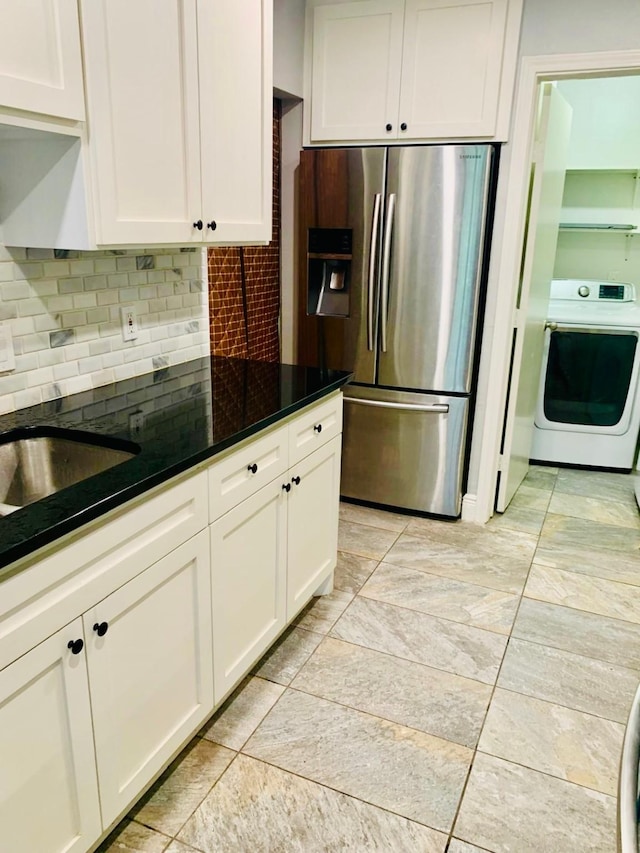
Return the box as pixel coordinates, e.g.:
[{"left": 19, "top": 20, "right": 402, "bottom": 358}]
[{"left": 299, "top": 145, "right": 495, "bottom": 517}]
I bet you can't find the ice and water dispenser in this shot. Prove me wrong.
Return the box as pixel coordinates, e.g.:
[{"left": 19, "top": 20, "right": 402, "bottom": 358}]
[{"left": 307, "top": 228, "right": 352, "bottom": 318}]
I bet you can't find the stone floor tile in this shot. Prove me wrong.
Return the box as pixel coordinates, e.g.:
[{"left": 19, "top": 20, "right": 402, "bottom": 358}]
[
  {"left": 541, "top": 513, "right": 640, "bottom": 554},
  {"left": 131, "top": 739, "right": 235, "bottom": 837},
  {"left": 244, "top": 690, "right": 472, "bottom": 833},
  {"left": 405, "top": 518, "right": 538, "bottom": 563},
  {"left": 497, "top": 637, "right": 638, "bottom": 723},
  {"left": 165, "top": 841, "right": 199, "bottom": 853},
  {"left": 532, "top": 539, "right": 640, "bottom": 586},
  {"left": 293, "top": 588, "right": 354, "bottom": 634},
  {"left": 331, "top": 595, "right": 507, "bottom": 684},
  {"left": 509, "top": 484, "right": 553, "bottom": 511},
  {"left": 487, "top": 505, "right": 546, "bottom": 536},
  {"left": 478, "top": 688, "right": 624, "bottom": 795},
  {"left": 292, "top": 636, "right": 492, "bottom": 748},
  {"left": 252, "top": 626, "right": 323, "bottom": 686},
  {"left": 448, "top": 841, "right": 493, "bottom": 853},
  {"left": 525, "top": 563, "right": 640, "bottom": 624},
  {"left": 178, "top": 754, "right": 447, "bottom": 853},
  {"left": 553, "top": 469, "right": 637, "bottom": 506},
  {"left": 512, "top": 598, "right": 640, "bottom": 671},
  {"left": 339, "top": 501, "right": 410, "bottom": 533},
  {"left": 200, "top": 677, "right": 284, "bottom": 750},
  {"left": 384, "top": 532, "right": 531, "bottom": 594},
  {"left": 337, "top": 519, "right": 400, "bottom": 560},
  {"left": 523, "top": 465, "right": 558, "bottom": 489},
  {"left": 333, "top": 551, "right": 379, "bottom": 594},
  {"left": 361, "top": 562, "right": 518, "bottom": 635},
  {"left": 548, "top": 491, "right": 640, "bottom": 529},
  {"left": 454, "top": 753, "right": 616, "bottom": 853},
  {"left": 96, "top": 820, "right": 172, "bottom": 853}
]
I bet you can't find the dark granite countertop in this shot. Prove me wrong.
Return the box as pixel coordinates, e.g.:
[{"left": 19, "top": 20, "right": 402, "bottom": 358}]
[{"left": 0, "top": 356, "right": 351, "bottom": 574}]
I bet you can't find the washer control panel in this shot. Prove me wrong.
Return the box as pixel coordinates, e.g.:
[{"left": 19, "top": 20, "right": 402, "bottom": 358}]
[{"left": 550, "top": 279, "right": 636, "bottom": 303}]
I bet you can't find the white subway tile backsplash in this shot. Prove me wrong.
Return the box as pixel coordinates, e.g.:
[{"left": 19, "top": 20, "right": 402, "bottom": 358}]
[{"left": 0, "top": 247, "right": 208, "bottom": 411}]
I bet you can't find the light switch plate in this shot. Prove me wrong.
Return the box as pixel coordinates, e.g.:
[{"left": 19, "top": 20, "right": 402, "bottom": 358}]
[{"left": 0, "top": 321, "right": 16, "bottom": 372}]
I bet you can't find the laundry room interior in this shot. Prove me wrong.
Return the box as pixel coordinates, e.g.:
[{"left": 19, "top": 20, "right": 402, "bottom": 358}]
[{"left": 530, "top": 73, "right": 640, "bottom": 476}]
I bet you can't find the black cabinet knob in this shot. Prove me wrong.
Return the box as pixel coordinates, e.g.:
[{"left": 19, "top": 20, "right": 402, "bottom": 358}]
[
  {"left": 385, "top": 123, "right": 392, "bottom": 132},
  {"left": 282, "top": 482, "right": 291, "bottom": 492},
  {"left": 313, "top": 424, "right": 323, "bottom": 433},
  {"left": 292, "top": 475, "right": 301, "bottom": 485},
  {"left": 400, "top": 122, "right": 407, "bottom": 131},
  {"left": 193, "top": 219, "right": 203, "bottom": 230},
  {"left": 207, "top": 221, "right": 217, "bottom": 231},
  {"left": 247, "top": 463, "right": 258, "bottom": 474},
  {"left": 67, "top": 638, "right": 84, "bottom": 655},
  {"left": 93, "top": 622, "right": 109, "bottom": 637}
]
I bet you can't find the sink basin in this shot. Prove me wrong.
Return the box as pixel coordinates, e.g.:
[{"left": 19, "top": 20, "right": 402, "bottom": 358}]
[{"left": 0, "top": 428, "right": 139, "bottom": 515}]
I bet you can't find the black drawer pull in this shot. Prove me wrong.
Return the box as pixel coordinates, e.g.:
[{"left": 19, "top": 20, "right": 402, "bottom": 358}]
[
  {"left": 93, "top": 622, "right": 109, "bottom": 637},
  {"left": 193, "top": 219, "right": 203, "bottom": 230},
  {"left": 292, "top": 476, "right": 301, "bottom": 485},
  {"left": 282, "top": 482, "right": 291, "bottom": 492},
  {"left": 207, "top": 220, "right": 217, "bottom": 231},
  {"left": 313, "top": 424, "right": 323, "bottom": 433},
  {"left": 67, "top": 638, "right": 84, "bottom": 655},
  {"left": 247, "top": 463, "right": 258, "bottom": 474},
  {"left": 400, "top": 122, "right": 407, "bottom": 131},
  {"left": 385, "top": 123, "right": 392, "bottom": 132}
]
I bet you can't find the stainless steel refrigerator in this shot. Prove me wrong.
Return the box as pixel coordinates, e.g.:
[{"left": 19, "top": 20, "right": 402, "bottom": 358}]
[{"left": 298, "top": 145, "right": 495, "bottom": 517}]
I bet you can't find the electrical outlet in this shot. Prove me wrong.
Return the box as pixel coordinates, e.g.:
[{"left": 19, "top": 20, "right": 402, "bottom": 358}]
[
  {"left": 129, "top": 411, "right": 145, "bottom": 437},
  {"left": 120, "top": 306, "right": 138, "bottom": 341}
]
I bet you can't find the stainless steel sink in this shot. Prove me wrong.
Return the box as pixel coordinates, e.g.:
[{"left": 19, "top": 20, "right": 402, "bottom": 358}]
[{"left": 0, "top": 430, "right": 139, "bottom": 515}]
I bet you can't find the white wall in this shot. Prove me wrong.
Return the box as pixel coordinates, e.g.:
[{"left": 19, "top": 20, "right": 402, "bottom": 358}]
[
  {"left": 274, "top": 0, "right": 306, "bottom": 98},
  {"left": 274, "top": 0, "right": 306, "bottom": 364},
  {"left": 519, "top": 0, "right": 640, "bottom": 56}
]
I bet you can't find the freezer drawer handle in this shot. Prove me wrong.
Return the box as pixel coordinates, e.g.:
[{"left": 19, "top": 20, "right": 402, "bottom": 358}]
[
  {"left": 368, "top": 193, "right": 382, "bottom": 350},
  {"left": 618, "top": 678, "right": 640, "bottom": 852},
  {"left": 380, "top": 193, "right": 396, "bottom": 353},
  {"left": 344, "top": 396, "right": 449, "bottom": 414}
]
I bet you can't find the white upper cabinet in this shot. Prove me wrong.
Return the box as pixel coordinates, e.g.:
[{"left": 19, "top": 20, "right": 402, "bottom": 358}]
[
  {"left": 80, "top": 0, "right": 272, "bottom": 246},
  {"left": 0, "top": 0, "right": 85, "bottom": 121},
  {"left": 306, "top": 0, "right": 520, "bottom": 143},
  {"left": 309, "top": 1, "right": 404, "bottom": 142}
]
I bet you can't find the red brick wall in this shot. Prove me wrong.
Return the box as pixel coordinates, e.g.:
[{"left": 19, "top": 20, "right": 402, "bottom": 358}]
[{"left": 208, "top": 100, "right": 281, "bottom": 362}]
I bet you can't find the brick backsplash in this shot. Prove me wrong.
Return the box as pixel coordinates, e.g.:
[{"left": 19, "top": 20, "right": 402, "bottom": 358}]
[{"left": 0, "top": 246, "right": 209, "bottom": 414}]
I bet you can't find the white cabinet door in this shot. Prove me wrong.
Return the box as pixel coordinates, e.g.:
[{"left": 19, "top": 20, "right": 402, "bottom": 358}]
[
  {"left": 198, "top": 0, "right": 273, "bottom": 244},
  {"left": 211, "top": 478, "right": 287, "bottom": 703},
  {"left": 80, "top": 0, "right": 202, "bottom": 245},
  {"left": 309, "top": 0, "right": 405, "bottom": 142},
  {"left": 287, "top": 435, "right": 341, "bottom": 619},
  {"left": 0, "top": 0, "right": 85, "bottom": 121},
  {"left": 85, "top": 530, "right": 213, "bottom": 826},
  {"left": 398, "top": 0, "right": 508, "bottom": 139},
  {"left": 0, "top": 619, "right": 102, "bottom": 853}
]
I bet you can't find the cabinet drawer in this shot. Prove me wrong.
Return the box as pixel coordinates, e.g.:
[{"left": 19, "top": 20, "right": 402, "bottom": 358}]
[
  {"left": 0, "top": 470, "right": 208, "bottom": 672},
  {"left": 289, "top": 393, "right": 343, "bottom": 468},
  {"left": 208, "top": 424, "right": 288, "bottom": 521}
]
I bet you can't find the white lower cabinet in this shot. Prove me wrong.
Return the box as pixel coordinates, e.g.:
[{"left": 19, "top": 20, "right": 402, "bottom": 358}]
[
  {"left": 287, "top": 435, "right": 341, "bottom": 620},
  {"left": 211, "top": 430, "right": 342, "bottom": 704},
  {"left": 85, "top": 530, "right": 213, "bottom": 827},
  {"left": 211, "top": 479, "right": 287, "bottom": 702},
  {"left": 0, "top": 619, "right": 101, "bottom": 853},
  {"left": 0, "top": 394, "right": 342, "bottom": 853}
]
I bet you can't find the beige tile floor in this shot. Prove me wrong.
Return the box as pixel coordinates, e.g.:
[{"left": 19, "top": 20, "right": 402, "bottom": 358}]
[{"left": 99, "top": 466, "right": 640, "bottom": 853}]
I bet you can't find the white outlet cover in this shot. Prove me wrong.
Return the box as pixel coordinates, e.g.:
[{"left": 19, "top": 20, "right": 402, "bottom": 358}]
[
  {"left": 120, "top": 306, "right": 138, "bottom": 341},
  {"left": 0, "top": 322, "right": 16, "bottom": 372}
]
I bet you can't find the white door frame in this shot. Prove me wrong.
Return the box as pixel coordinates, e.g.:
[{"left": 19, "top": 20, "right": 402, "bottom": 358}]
[{"left": 463, "top": 49, "right": 640, "bottom": 524}]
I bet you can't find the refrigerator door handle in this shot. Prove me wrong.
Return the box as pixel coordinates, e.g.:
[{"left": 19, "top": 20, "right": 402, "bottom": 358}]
[
  {"left": 380, "top": 193, "right": 396, "bottom": 353},
  {"left": 367, "top": 193, "right": 382, "bottom": 351},
  {"left": 344, "top": 396, "right": 449, "bottom": 414}
]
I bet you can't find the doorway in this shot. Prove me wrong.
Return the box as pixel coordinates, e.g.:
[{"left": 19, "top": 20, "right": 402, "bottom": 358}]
[{"left": 467, "top": 50, "right": 640, "bottom": 524}]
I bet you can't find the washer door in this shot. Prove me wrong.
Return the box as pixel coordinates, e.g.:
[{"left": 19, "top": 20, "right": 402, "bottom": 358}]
[{"left": 534, "top": 325, "right": 640, "bottom": 435}]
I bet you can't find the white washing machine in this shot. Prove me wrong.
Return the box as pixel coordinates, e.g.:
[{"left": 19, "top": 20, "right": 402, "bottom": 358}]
[{"left": 531, "top": 279, "right": 640, "bottom": 470}]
